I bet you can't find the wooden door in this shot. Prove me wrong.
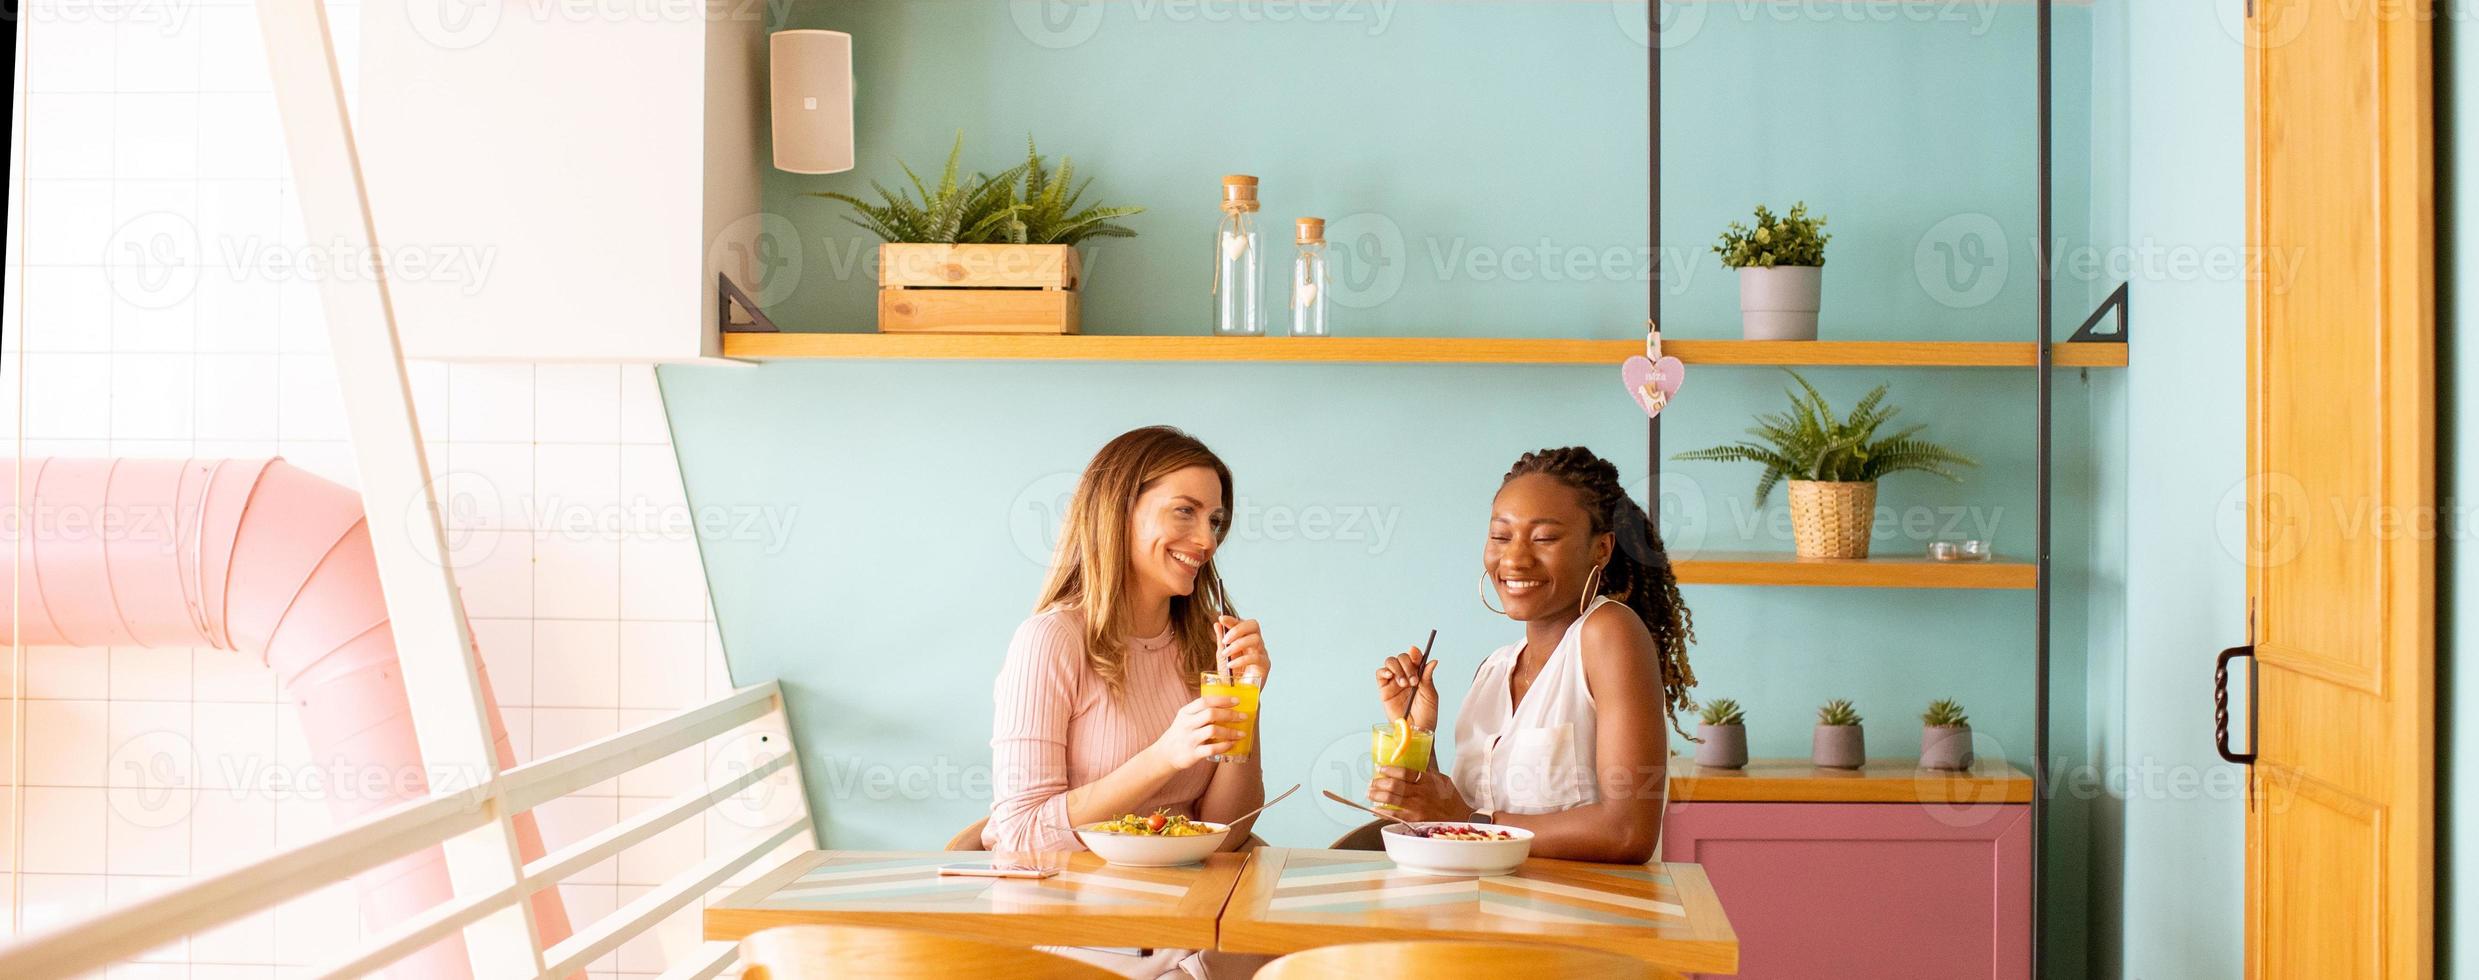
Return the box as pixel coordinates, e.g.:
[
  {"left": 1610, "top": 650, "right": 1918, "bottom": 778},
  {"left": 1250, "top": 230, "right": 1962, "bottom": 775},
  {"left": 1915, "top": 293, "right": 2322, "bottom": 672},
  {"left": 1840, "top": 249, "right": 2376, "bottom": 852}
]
[{"left": 2242, "top": 0, "right": 2433, "bottom": 976}]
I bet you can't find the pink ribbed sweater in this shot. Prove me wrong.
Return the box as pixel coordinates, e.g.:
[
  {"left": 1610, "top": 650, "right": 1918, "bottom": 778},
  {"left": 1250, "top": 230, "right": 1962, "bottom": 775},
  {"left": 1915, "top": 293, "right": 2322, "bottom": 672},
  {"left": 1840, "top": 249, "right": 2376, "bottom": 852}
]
[{"left": 985, "top": 607, "right": 1214, "bottom": 852}]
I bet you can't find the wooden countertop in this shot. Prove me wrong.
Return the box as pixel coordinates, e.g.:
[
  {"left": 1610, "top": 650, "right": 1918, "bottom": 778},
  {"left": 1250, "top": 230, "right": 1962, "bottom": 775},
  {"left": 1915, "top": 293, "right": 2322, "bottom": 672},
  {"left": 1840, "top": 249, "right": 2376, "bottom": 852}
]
[{"left": 1667, "top": 756, "right": 2033, "bottom": 804}]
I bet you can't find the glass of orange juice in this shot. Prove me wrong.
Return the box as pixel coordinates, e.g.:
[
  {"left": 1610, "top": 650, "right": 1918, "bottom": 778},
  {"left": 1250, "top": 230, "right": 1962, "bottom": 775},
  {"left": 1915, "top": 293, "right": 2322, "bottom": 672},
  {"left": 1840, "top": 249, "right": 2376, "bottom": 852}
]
[
  {"left": 1370, "top": 720, "right": 1434, "bottom": 810},
  {"left": 1200, "top": 671, "right": 1261, "bottom": 763}
]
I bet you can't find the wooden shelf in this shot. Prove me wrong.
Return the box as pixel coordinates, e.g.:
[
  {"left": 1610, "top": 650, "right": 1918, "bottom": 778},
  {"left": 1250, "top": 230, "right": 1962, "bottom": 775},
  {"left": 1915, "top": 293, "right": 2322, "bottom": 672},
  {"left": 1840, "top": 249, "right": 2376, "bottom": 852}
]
[
  {"left": 1668, "top": 757, "right": 2033, "bottom": 805},
  {"left": 1673, "top": 552, "right": 2035, "bottom": 590},
  {"left": 722, "top": 332, "right": 2129, "bottom": 368}
]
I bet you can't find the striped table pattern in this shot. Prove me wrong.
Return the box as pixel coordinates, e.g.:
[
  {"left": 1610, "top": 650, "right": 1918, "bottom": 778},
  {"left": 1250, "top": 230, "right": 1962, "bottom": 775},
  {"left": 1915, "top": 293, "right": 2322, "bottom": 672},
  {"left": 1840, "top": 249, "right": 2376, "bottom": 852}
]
[
  {"left": 1220, "top": 849, "right": 1739, "bottom": 975},
  {"left": 704, "top": 850, "right": 1247, "bottom": 950}
]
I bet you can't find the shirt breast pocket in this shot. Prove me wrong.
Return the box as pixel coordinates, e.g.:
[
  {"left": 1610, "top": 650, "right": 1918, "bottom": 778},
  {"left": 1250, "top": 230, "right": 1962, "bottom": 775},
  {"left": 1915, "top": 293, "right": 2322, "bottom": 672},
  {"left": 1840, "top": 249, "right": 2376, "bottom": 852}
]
[{"left": 1505, "top": 723, "right": 1586, "bottom": 811}]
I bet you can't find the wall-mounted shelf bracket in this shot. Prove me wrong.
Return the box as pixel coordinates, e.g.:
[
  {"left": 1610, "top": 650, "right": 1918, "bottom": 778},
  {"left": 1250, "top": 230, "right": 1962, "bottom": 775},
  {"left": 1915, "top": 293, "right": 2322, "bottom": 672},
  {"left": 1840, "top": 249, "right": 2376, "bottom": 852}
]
[
  {"left": 720, "top": 274, "right": 779, "bottom": 333},
  {"left": 2066, "top": 282, "right": 2130, "bottom": 345}
]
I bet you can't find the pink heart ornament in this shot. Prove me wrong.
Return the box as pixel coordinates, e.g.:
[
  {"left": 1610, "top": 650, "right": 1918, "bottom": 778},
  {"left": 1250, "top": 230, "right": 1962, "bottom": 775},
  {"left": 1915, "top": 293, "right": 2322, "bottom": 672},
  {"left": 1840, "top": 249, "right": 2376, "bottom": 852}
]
[{"left": 1622, "top": 355, "right": 1685, "bottom": 418}]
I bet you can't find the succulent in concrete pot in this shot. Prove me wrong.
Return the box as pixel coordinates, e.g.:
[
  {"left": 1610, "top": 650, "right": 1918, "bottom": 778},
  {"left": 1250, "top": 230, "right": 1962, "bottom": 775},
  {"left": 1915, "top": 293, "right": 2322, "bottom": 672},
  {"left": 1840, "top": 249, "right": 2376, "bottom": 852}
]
[
  {"left": 1811, "top": 699, "right": 1865, "bottom": 769},
  {"left": 1919, "top": 698, "right": 1975, "bottom": 771},
  {"left": 1694, "top": 699, "right": 1749, "bottom": 770}
]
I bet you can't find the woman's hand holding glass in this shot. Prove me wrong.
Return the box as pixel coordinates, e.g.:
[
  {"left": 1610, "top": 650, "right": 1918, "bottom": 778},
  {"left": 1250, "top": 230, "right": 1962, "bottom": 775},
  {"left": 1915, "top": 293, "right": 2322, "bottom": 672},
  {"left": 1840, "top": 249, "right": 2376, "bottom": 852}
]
[
  {"left": 1151, "top": 696, "right": 1250, "bottom": 769},
  {"left": 1369, "top": 766, "right": 1474, "bottom": 823}
]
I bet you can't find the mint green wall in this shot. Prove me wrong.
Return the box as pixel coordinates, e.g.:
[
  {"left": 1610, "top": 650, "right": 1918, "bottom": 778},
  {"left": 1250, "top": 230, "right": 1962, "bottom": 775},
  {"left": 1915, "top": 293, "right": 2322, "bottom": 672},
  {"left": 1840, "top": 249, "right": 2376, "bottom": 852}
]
[
  {"left": 2065, "top": 0, "right": 2131, "bottom": 976},
  {"left": 2116, "top": 0, "right": 2245, "bottom": 975},
  {"left": 664, "top": 4, "right": 2113, "bottom": 959}
]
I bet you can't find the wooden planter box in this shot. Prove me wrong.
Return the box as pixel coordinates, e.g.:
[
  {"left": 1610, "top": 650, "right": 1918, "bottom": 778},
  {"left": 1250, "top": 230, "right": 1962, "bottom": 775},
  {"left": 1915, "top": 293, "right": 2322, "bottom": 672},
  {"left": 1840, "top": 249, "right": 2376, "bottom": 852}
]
[{"left": 877, "top": 243, "right": 1080, "bottom": 334}]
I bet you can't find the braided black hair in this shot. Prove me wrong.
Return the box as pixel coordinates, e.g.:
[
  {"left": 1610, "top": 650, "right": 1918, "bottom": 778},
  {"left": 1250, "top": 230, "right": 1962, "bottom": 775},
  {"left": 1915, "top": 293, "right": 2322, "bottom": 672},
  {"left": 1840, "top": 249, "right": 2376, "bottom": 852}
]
[{"left": 1504, "top": 447, "right": 1699, "bottom": 739}]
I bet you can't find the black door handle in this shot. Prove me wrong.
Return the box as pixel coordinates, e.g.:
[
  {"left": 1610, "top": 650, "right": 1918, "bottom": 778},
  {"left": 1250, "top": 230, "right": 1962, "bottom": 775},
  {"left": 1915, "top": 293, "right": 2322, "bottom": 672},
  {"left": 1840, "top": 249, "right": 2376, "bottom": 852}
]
[{"left": 2215, "top": 645, "right": 2257, "bottom": 765}]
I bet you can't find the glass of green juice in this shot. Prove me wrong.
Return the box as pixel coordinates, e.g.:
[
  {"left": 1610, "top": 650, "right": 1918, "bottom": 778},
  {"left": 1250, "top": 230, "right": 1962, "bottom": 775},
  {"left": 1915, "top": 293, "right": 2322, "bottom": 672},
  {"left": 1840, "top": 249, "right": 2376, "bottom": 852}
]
[
  {"left": 1200, "top": 671, "right": 1261, "bottom": 763},
  {"left": 1370, "top": 721, "right": 1435, "bottom": 810}
]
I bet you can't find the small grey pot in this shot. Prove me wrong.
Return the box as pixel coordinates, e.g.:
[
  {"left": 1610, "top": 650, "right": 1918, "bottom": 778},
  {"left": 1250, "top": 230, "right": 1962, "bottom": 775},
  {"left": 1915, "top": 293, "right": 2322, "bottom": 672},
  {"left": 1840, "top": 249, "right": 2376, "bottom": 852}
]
[
  {"left": 1811, "top": 724, "right": 1865, "bottom": 769},
  {"left": 1694, "top": 724, "right": 1748, "bottom": 769},
  {"left": 1739, "top": 265, "right": 1823, "bottom": 340},
  {"left": 1920, "top": 725, "right": 1976, "bottom": 770}
]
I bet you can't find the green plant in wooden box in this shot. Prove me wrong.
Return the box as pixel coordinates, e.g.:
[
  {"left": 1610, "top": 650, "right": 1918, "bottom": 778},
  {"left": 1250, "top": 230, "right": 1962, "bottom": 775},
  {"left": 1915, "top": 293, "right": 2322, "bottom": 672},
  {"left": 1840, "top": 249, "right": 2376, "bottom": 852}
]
[
  {"left": 1712, "top": 201, "right": 1831, "bottom": 339},
  {"left": 811, "top": 135, "right": 1145, "bottom": 335},
  {"left": 1694, "top": 698, "right": 1748, "bottom": 770},
  {"left": 1812, "top": 698, "right": 1864, "bottom": 769},
  {"left": 1920, "top": 698, "right": 1975, "bottom": 771},
  {"left": 1674, "top": 371, "right": 1977, "bottom": 559}
]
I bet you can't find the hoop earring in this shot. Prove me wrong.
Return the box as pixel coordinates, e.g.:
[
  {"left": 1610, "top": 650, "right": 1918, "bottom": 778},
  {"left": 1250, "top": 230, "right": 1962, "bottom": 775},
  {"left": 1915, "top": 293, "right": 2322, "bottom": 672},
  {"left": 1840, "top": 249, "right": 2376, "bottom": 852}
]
[
  {"left": 1579, "top": 563, "right": 1606, "bottom": 616},
  {"left": 1477, "top": 571, "right": 1506, "bottom": 615}
]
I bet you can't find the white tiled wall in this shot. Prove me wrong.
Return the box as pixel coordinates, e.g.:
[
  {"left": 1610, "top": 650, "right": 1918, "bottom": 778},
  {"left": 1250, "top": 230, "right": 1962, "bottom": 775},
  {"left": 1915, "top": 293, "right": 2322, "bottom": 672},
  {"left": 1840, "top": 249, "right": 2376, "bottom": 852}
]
[{"left": 4, "top": 5, "right": 768, "bottom": 976}]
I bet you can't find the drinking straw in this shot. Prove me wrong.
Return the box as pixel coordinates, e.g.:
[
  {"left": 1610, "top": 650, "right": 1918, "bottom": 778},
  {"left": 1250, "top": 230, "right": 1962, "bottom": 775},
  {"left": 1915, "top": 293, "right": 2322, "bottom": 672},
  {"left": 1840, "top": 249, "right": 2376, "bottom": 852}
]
[
  {"left": 1398, "top": 629, "right": 1438, "bottom": 727},
  {"left": 1215, "top": 602, "right": 1232, "bottom": 677}
]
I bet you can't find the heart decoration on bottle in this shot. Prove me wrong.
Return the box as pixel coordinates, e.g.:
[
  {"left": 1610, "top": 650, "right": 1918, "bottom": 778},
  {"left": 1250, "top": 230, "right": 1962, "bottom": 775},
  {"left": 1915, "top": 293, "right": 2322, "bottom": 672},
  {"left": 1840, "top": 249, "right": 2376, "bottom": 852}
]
[{"left": 1623, "top": 325, "right": 1685, "bottom": 418}]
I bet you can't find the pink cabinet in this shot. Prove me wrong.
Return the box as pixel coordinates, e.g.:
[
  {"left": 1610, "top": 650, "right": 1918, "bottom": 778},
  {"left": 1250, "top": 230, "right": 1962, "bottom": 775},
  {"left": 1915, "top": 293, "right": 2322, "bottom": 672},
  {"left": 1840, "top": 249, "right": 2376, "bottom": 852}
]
[{"left": 1661, "top": 800, "right": 2031, "bottom": 980}]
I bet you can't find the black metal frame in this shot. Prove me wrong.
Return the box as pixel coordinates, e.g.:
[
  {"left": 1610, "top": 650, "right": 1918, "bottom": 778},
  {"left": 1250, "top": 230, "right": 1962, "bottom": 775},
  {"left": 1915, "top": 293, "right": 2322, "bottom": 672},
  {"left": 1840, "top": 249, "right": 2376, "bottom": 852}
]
[{"left": 1644, "top": 3, "right": 2070, "bottom": 974}]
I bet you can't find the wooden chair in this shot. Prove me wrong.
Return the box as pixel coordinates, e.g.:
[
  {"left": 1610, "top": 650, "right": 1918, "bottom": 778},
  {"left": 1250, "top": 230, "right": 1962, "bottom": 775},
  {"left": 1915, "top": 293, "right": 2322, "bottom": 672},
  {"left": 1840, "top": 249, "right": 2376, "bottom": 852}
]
[
  {"left": 1327, "top": 818, "right": 1387, "bottom": 851},
  {"left": 738, "top": 924, "right": 1121, "bottom": 980},
  {"left": 1258, "top": 941, "right": 1672, "bottom": 980}
]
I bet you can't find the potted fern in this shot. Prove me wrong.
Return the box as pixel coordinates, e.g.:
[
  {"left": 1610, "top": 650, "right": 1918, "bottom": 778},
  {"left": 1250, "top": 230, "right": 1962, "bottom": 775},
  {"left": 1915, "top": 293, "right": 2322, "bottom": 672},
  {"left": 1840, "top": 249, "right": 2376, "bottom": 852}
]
[
  {"left": 1675, "top": 371, "right": 1977, "bottom": 559},
  {"left": 1694, "top": 699, "right": 1748, "bottom": 770},
  {"left": 1812, "top": 698, "right": 1865, "bottom": 769},
  {"left": 815, "top": 135, "right": 1143, "bottom": 334},
  {"left": 1713, "top": 201, "right": 1830, "bottom": 340},
  {"left": 1920, "top": 698, "right": 1975, "bottom": 771}
]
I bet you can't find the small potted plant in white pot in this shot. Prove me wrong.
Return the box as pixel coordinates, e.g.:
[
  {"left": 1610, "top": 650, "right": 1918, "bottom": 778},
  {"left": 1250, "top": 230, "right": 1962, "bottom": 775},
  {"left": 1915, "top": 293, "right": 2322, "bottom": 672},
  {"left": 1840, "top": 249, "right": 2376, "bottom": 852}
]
[
  {"left": 1712, "top": 201, "right": 1830, "bottom": 340},
  {"left": 1920, "top": 698, "right": 1975, "bottom": 771},
  {"left": 1694, "top": 698, "right": 1748, "bottom": 770},
  {"left": 1812, "top": 699, "right": 1865, "bottom": 769},
  {"left": 1676, "top": 372, "right": 1977, "bottom": 559}
]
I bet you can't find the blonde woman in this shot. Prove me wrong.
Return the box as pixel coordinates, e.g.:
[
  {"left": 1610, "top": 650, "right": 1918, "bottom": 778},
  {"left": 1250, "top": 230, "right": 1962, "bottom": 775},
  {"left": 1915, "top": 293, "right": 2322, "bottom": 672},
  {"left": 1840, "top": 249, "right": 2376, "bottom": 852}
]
[{"left": 987, "top": 426, "right": 1271, "bottom": 855}]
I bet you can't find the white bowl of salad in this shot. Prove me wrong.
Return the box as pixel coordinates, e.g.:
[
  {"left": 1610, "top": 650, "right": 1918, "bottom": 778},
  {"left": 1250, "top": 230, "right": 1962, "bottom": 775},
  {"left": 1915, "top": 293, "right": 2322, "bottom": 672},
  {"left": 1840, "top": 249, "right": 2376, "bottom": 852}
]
[
  {"left": 1379, "top": 821, "right": 1534, "bottom": 877},
  {"left": 1074, "top": 810, "right": 1230, "bottom": 867}
]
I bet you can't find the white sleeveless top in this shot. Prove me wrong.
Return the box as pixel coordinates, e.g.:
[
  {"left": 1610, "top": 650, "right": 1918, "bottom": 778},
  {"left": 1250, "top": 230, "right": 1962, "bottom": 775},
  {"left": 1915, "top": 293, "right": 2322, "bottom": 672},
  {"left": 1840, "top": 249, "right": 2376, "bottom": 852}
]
[{"left": 1451, "top": 596, "right": 1615, "bottom": 816}]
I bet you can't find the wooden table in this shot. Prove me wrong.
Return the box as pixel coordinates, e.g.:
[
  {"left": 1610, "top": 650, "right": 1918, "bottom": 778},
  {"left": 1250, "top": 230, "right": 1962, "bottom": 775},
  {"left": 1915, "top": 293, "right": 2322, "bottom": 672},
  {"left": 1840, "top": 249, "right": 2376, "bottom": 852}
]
[
  {"left": 1218, "top": 848, "right": 1738, "bottom": 976},
  {"left": 704, "top": 850, "right": 1247, "bottom": 950}
]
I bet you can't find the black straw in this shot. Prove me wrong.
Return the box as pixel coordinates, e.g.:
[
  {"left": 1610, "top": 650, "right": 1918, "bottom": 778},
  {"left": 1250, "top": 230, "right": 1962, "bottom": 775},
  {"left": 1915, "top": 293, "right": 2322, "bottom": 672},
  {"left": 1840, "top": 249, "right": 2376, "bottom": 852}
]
[{"left": 1398, "top": 629, "right": 1437, "bottom": 727}]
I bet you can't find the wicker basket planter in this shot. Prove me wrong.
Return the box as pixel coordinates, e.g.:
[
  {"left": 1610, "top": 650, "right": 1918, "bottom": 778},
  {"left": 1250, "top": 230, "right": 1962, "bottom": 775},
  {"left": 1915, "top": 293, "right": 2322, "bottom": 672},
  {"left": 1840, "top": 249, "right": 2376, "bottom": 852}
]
[{"left": 1787, "top": 479, "right": 1877, "bottom": 559}]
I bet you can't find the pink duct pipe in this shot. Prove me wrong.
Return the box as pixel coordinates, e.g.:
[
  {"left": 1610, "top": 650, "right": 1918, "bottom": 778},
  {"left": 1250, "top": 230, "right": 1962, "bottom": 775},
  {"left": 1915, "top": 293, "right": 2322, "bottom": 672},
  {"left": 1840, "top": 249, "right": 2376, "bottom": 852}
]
[{"left": 1, "top": 458, "right": 572, "bottom": 977}]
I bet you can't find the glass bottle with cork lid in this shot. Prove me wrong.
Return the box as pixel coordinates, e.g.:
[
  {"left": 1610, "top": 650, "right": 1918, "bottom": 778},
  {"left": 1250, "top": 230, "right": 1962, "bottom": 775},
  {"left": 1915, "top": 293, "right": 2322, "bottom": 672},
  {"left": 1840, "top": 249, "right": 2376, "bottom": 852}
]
[
  {"left": 1292, "top": 216, "right": 1329, "bottom": 337},
  {"left": 1211, "top": 175, "right": 1264, "bottom": 337}
]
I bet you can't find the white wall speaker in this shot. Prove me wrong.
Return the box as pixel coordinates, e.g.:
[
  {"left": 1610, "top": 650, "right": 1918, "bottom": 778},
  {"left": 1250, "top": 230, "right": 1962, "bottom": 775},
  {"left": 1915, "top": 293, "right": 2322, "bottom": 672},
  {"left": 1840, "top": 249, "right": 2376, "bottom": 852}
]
[{"left": 770, "top": 30, "right": 854, "bottom": 175}]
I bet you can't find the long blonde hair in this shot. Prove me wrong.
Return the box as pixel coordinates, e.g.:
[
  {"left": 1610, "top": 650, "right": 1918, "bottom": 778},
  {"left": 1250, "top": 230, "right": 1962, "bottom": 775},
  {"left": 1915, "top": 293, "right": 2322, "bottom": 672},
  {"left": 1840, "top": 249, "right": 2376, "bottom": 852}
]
[{"left": 1035, "top": 426, "right": 1235, "bottom": 698}]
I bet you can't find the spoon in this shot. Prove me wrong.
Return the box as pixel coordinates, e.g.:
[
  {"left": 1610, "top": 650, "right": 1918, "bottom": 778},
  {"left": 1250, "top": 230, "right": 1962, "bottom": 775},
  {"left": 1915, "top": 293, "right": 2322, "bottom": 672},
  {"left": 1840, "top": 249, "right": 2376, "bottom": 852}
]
[
  {"left": 1220, "top": 783, "right": 1301, "bottom": 828},
  {"left": 1321, "top": 789, "right": 1414, "bottom": 826}
]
